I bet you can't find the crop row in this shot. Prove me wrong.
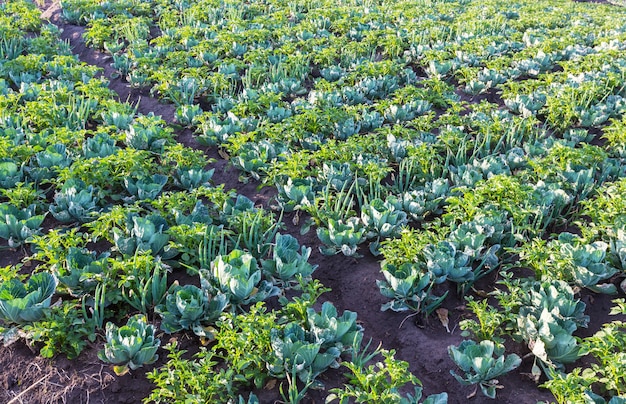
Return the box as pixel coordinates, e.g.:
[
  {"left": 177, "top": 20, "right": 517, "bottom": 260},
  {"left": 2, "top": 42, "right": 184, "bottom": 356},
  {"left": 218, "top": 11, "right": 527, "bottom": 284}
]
[{"left": 1, "top": 0, "right": 626, "bottom": 402}]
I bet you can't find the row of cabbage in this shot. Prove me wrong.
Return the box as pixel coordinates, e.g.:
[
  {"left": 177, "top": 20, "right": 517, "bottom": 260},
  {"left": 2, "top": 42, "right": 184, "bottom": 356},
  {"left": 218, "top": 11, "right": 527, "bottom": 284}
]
[{"left": 0, "top": 2, "right": 455, "bottom": 403}]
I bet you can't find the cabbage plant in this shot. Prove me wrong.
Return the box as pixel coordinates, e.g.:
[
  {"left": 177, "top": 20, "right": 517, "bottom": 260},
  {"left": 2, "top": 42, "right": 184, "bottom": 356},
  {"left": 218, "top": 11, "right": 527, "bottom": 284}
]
[
  {"left": 124, "top": 121, "right": 171, "bottom": 151},
  {"left": 274, "top": 178, "right": 316, "bottom": 212},
  {"left": 98, "top": 314, "right": 160, "bottom": 375},
  {"left": 317, "top": 218, "right": 366, "bottom": 257},
  {"left": 230, "top": 140, "right": 277, "bottom": 181},
  {"left": 197, "top": 112, "right": 242, "bottom": 146},
  {"left": 319, "top": 162, "right": 358, "bottom": 192},
  {"left": 0, "top": 272, "right": 57, "bottom": 324},
  {"left": 333, "top": 118, "right": 361, "bottom": 140},
  {"left": 270, "top": 301, "right": 362, "bottom": 386},
  {"left": 556, "top": 233, "right": 619, "bottom": 294},
  {"left": 423, "top": 241, "right": 473, "bottom": 285},
  {"left": 49, "top": 179, "right": 100, "bottom": 223},
  {"left": 201, "top": 249, "right": 279, "bottom": 309},
  {"left": 0, "top": 160, "right": 24, "bottom": 189},
  {"left": 112, "top": 213, "right": 176, "bottom": 259},
  {"left": 155, "top": 283, "right": 227, "bottom": 339},
  {"left": 398, "top": 179, "right": 449, "bottom": 221},
  {"left": 0, "top": 203, "right": 46, "bottom": 247},
  {"left": 504, "top": 92, "right": 546, "bottom": 117},
  {"left": 268, "top": 322, "right": 341, "bottom": 384},
  {"left": 361, "top": 198, "right": 408, "bottom": 240},
  {"left": 512, "top": 280, "right": 589, "bottom": 374},
  {"left": 53, "top": 247, "right": 107, "bottom": 297},
  {"left": 101, "top": 110, "right": 134, "bottom": 130},
  {"left": 123, "top": 174, "right": 168, "bottom": 201},
  {"left": 175, "top": 104, "right": 202, "bottom": 126},
  {"left": 448, "top": 340, "right": 521, "bottom": 399},
  {"left": 27, "top": 144, "right": 72, "bottom": 182},
  {"left": 262, "top": 233, "right": 317, "bottom": 287},
  {"left": 306, "top": 302, "right": 361, "bottom": 351},
  {"left": 377, "top": 261, "right": 447, "bottom": 315},
  {"left": 173, "top": 167, "right": 214, "bottom": 191},
  {"left": 82, "top": 132, "right": 119, "bottom": 158}
]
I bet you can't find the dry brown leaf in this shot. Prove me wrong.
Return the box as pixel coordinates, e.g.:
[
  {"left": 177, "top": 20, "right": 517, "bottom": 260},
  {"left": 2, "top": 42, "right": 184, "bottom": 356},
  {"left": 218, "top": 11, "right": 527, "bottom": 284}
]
[
  {"left": 264, "top": 378, "right": 277, "bottom": 390},
  {"left": 473, "top": 289, "right": 489, "bottom": 298},
  {"left": 218, "top": 149, "right": 230, "bottom": 160},
  {"left": 436, "top": 308, "right": 450, "bottom": 333}
]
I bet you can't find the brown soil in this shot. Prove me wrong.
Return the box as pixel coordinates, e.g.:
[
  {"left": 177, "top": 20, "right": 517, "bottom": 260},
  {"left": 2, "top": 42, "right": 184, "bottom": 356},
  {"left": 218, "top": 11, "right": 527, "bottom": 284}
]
[{"left": 0, "top": 2, "right": 622, "bottom": 404}]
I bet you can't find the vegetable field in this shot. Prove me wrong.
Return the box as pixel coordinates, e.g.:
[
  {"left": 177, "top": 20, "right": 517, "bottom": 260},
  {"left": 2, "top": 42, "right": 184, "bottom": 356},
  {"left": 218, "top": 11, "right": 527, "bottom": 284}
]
[{"left": 1, "top": 0, "right": 626, "bottom": 402}]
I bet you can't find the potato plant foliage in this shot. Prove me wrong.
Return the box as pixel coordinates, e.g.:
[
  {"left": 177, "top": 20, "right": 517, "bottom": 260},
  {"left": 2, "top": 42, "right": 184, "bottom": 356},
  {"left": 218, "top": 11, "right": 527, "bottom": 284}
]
[{"left": 1, "top": 0, "right": 626, "bottom": 402}]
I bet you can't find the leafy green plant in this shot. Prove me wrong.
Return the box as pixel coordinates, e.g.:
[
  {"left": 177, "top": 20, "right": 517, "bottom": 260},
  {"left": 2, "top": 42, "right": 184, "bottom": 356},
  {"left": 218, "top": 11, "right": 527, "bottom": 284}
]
[
  {"left": 307, "top": 301, "right": 362, "bottom": 352},
  {"left": 175, "top": 104, "right": 203, "bottom": 127},
  {"left": 498, "top": 278, "right": 588, "bottom": 375},
  {"left": 0, "top": 182, "right": 45, "bottom": 211},
  {"left": 25, "top": 299, "right": 96, "bottom": 359},
  {"left": 278, "top": 278, "right": 331, "bottom": 325},
  {"left": 173, "top": 167, "right": 214, "bottom": 191},
  {"left": 268, "top": 321, "right": 341, "bottom": 385},
  {"left": 123, "top": 174, "right": 168, "bottom": 202},
  {"left": 0, "top": 203, "right": 46, "bottom": 247},
  {"left": 541, "top": 368, "right": 598, "bottom": 404},
  {"left": 577, "top": 300, "right": 626, "bottom": 398},
  {"left": 269, "top": 301, "right": 362, "bottom": 394},
  {"left": 0, "top": 272, "right": 57, "bottom": 325},
  {"left": 28, "top": 228, "right": 87, "bottom": 272},
  {"left": 145, "top": 341, "right": 238, "bottom": 403},
  {"left": 0, "top": 160, "right": 24, "bottom": 188},
  {"left": 53, "top": 247, "right": 108, "bottom": 297},
  {"left": 448, "top": 340, "right": 521, "bottom": 399},
  {"left": 327, "top": 340, "right": 448, "bottom": 404},
  {"left": 155, "top": 283, "right": 227, "bottom": 340},
  {"left": 26, "top": 143, "right": 73, "bottom": 183},
  {"left": 262, "top": 233, "right": 317, "bottom": 288},
  {"left": 317, "top": 218, "right": 366, "bottom": 257},
  {"left": 213, "top": 303, "right": 277, "bottom": 389},
  {"left": 201, "top": 249, "right": 279, "bottom": 310},
  {"left": 98, "top": 314, "right": 160, "bottom": 375},
  {"left": 377, "top": 261, "right": 447, "bottom": 315},
  {"left": 558, "top": 233, "right": 619, "bottom": 294},
  {"left": 124, "top": 118, "right": 173, "bottom": 152},
  {"left": 517, "top": 233, "right": 619, "bottom": 293},
  {"left": 82, "top": 131, "right": 119, "bottom": 158},
  {"left": 117, "top": 255, "right": 169, "bottom": 315},
  {"left": 49, "top": 179, "right": 100, "bottom": 223},
  {"left": 543, "top": 300, "right": 626, "bottom": 402},
  {"left": 230, "top": 140, "right": 278, "bottom": 182},
  {"left": 361, "top": 197, "right": 408, "bottom": 254},
  {"left": 459, "top": 296, "right": 505, "bottom": 344},
  {"left": 397, "top": 179, "right": 449, "bottom": 221},
  {"left": 423, "top": 241, "right": 473, "bottom": 285},
  {"left": 112, "top": 213, "right": 177, "bottom": 259},
  {"left": 274, "top": 178, "right": 316, "bottom": 212}
]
